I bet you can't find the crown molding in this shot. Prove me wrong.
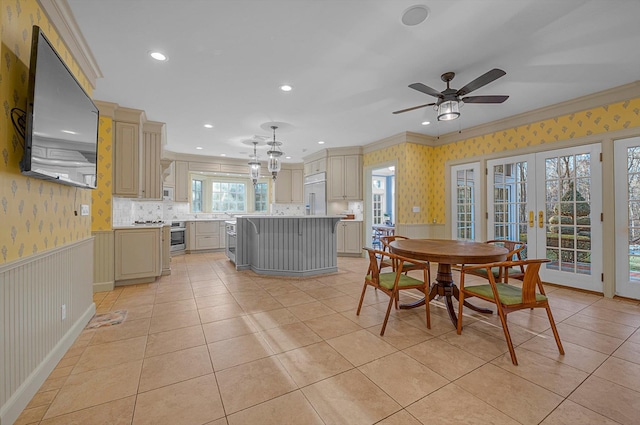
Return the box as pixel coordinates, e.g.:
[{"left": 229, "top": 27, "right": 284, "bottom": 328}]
[
  {"left": 363, "top": 131, "right": 437, "bottom": 154},
  {"left": 93, "top": 100, "right": 118, "bottom": 118},
  {"left": 435, "top": 81, "right": 640, "bottom": 145},
  {"left": 38, "top": 0, "right": 103, "bottom": 89}
]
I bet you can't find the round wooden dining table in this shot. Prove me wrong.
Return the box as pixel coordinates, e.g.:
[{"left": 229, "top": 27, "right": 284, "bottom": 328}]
[{"left": 389, "top": 238, "right": 509, "bottom": 327}]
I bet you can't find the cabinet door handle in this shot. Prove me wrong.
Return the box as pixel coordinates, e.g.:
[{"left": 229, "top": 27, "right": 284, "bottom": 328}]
[
  {"left": 528, "top": 211, "right": 534, "bottom": 228},
  {"left": 538, "top": 211, "right": 544, "bottom": 228}
]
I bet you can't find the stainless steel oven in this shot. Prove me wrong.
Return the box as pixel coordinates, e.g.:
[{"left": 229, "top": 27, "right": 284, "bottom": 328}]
[
  {"left": 170, "top": 221, "right": 186, "bottom": 252},
  {"left": 225, "top": 221, "right": 236, "bottom": 263}
]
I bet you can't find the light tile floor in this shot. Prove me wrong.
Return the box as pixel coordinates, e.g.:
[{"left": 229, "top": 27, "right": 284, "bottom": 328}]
[{"left": 16, "top": 252, "right": 640, "bottom": 425}]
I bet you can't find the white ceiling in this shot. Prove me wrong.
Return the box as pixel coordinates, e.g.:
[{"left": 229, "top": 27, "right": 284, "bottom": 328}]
[{"left": 66, "top": 0, "right": 640, "bottom": 163}]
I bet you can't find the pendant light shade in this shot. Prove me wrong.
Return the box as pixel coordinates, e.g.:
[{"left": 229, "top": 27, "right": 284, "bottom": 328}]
[
  {"left": 248, "top": 141, "right": 260, "bottom": 187},
  {"left": 266, "top": 125, "right": 284, "bottom": 180}
]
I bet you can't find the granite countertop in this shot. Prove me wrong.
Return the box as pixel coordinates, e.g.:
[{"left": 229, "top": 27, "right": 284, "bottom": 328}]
[{"left": 239, "top": 215, "right": 343, "bottom": 219}]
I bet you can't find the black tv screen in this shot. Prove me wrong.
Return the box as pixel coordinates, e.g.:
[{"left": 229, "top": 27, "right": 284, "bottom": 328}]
[{"left": 21, "top": 26, "right": 99, "bottom": 189}]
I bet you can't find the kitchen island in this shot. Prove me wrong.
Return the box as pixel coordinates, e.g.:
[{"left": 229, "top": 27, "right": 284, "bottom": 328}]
[{"left": 235, "top": 215, "right": 343, "bottom": 276}]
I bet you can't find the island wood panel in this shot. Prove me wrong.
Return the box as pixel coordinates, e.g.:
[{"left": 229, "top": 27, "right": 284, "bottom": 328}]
[{"left": 237, "top": 216, "right": 339, "bottom": 276}]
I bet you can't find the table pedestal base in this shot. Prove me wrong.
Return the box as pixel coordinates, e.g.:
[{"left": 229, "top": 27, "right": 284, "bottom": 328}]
[{"left": 399, "top": 263, "right": 492, "bottom": 327}]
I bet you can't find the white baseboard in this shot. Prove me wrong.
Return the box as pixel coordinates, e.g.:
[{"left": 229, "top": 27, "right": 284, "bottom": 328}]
[{"left": 0, "top": 303, "right": 95, "bottom": 425}]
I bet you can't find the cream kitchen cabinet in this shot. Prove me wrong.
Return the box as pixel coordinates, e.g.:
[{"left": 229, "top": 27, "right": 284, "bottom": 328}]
[
  {"left": 113, "top": 108, "right": 163, "bottom": 199},
  {"left": 328, "top": 155, "right": 362, "bottom": 200},
  {"left": 141, "top": 121, "right": 163, "bottom": 199},
  {"left": 187, "top": 221, "right": 196, "bottom": 251},
  {"left": 161, "top": 224, "right": 171, "bottom": 276},
  {"left": 195, "top": 221, "right": 220, "bottom": 250},
  {"left": 187, "top": 220, "right": 225, "bottom": 252},
  {"left": 336, "top": 221, "right": 362, "bottom": 255},
  {"left": 113, "top": 121, "right": 139, "bottom": 197},
  {"left": 304, "top": 158, "right": 326, "bottom": 176},
  {"left": 115, "top": 227, "right": 161, "bottom": 284},
  {"left": 274, "top": 168, "right": 304, "bottom": 203},
  {"left": 174, "top": 161, "right": 189, "bottom": 202}
]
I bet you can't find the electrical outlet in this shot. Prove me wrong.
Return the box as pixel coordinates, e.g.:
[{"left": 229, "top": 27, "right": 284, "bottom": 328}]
[
  {"left": 80, "top": 204, "right": 89, "bottom": 216},
  {"left": 61, "top": 304, "right": 66, "bottom": 320},
  {"left": 412, "top": 206, "right": 420, "bottom": 213}
]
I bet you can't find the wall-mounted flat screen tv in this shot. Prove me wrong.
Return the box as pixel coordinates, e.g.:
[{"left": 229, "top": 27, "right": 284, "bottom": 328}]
[{"left": 21, "top": 25, "right": 99, "bottom": 189}]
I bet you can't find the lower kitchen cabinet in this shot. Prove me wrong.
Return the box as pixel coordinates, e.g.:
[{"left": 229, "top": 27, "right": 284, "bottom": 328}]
[
  {"left": 161, "top": 225, "right": 171, "bottom": 275},
  {"left": 187, "top": 220, "right": 226, "bottom": 252},
  {"left": 336, "top": 221, "right": 362, "bottom": 255},
  {"left": 115, "top": 227, "right": 161, "bottom": 283}
]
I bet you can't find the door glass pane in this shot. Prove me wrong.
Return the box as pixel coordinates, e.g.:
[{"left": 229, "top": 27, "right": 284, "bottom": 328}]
[
  {"left": 492, "top": 161, "right": 527, "bottom": 250},
  {"left": 545, "top": 152, "right": 592, "bottom": 276}
]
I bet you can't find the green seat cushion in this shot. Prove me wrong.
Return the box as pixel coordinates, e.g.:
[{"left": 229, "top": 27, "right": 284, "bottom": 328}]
[
  {"left": 470, "top": 266, "right": 523, "bottom": 279},
  {"left": 367, "top": 273, "right": 425, "bottom": 290},
  {"left": 464, "top": 283, "right": 547, "bottom": 305}
]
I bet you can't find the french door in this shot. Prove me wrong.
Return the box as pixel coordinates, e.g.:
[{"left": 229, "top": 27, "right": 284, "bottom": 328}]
[
  {"left": 614, "top": 136, "right": 640, "bottom": 299},
  {"left": 487, "top": 144, "right": 603, "bottom": 292},
  {"left": 451, "top": 162, "right": 481, "bottom": 241}
]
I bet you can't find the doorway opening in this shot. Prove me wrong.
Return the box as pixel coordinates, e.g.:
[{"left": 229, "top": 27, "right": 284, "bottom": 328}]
[{"left": 369, "top": 165, "right": 396, "bottom": 249}]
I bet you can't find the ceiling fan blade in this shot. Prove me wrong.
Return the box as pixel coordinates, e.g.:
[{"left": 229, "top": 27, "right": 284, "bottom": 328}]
[
  {"left": 461, "top": 95, "right": 509, "bottom": 104},
  {"left": 408, "top": 83, "right": 443, "bottom": 98},
  {"left": 392, "top": 103, "right": 436, "bottom": 114},
  {"left": 456, "top": 68, "right": 506, "bottom": 97}
]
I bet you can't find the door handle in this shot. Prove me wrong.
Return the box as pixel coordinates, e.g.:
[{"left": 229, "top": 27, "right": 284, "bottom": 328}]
[
  {"left": 538, "top": 211, "right": 544, "bottom": 228},
  {"left": 528, "top": 211, "right": 534, "bottom": 228}
]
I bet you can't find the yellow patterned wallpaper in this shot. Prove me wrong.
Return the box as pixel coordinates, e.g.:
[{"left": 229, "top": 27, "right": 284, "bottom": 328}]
[
  {"left": 364, "top": 98, "right": 640, "bottom": 226},
  {"left": 92, "top": 117, "right": 112, "bottom": 231},
  {"left": 428, "top": 98, "right": 640, "bottom": 223},
  {"left": 363, "top": 142, "right": 431, "bottom": 224},
  {"left": 0, "top": 0, "right": 94, "bottom": 264}
]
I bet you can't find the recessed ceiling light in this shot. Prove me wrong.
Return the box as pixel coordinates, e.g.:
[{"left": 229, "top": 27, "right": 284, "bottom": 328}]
[
  {"left": 149, "top": 51, "right": 168, "bottom": 61},
  {"left": 204, "top": 124, "right": 214, "bottom": 129},
  {"left": 220, "top": 154, "right": 226, "bottom": 157},
  {"left": 196, "top": 147, "right": 203, "bottom": 150},
  {"left": 285, "top": 156, "right": 291, "bottom": 159},
  {"left": 280, "top": 85, "right": 292, "bottom": 92},
  {"left": 61, "top": 130, "right": 77, "bottom": 134},
  {"left": 401, "top": 5, "right": 430, "bottom": 26},
  {"left": 421, "top": 121, "right": 430, "bottom": 126},
  {"left": 318, "top": 141, "right": 325, "bottom": 145}
]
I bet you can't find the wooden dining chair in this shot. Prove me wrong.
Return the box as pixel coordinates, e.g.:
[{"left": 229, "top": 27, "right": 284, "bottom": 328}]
[
  {"left": 379, "top": 235, "right": 431, "bottom": 277},
  {"left": 358, "top": 247, "right": 430, "bottom": 335},
  {"left": 461, "top": 240, "right": 527, "bottom": 283},
  {"left": 457, "top": 258, "right": 564, "bottom": 365}
]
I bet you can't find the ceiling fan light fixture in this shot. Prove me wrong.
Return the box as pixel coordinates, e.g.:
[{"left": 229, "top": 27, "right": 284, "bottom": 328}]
[{"left": 437, "top": 100, "right": 460, "bottom": 121}]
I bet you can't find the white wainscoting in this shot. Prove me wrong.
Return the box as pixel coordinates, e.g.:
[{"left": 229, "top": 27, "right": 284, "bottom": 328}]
[{"left": 0, "top": 238, "right": 95, "bottom": 425}]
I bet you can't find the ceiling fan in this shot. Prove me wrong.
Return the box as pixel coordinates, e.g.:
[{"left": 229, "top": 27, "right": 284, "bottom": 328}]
[{"left": 393, "top": 68, "right": 509, "bottom": 121}]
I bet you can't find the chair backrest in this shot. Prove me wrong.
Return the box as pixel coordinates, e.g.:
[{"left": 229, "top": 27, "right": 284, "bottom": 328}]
[
  {"left": 380, "top": 235, "right": 409, "bottom": 252},
  {"left": 470, "top": 258, "right": 550, "bottom": 304},
  {"left": 363, "top": 247, "right": 382, "bottom": 284},
  {"left": 486, "top": 240, "right": 527, "bottom": 272}
]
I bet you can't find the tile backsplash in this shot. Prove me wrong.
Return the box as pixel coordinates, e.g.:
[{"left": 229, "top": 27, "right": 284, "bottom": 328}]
[{"left": 112, "top": 198, "right": 309, "bottom": 225}]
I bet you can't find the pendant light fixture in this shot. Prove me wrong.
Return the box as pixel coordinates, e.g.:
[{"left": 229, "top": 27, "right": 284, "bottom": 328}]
[
  {"left": 248, "top": 141, "right": 260, "bottom": 187},
  {"left": 266, "top": 125, "right": 284, "bottom": 180}
]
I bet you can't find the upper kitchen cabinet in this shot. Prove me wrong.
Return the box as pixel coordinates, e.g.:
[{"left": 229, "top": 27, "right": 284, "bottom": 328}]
[
  {"left": 328, "top": 149, "right": 362, "bottom": 201},
  {"left": 114, "top": 119, "right": 139, "bottom": 197},
  {"left": 174, "top": 161, "right": 189, "bottom": 202},
  {"left": 141, "top": 121, "right": 164, "bottom": 199},
  {"left": 274, "top": 166, "right": 304, "bottom": 203},
  {"left": 304, "top": 157, "right": 326, "bottom": 176},
  {"left": 113, "top": 107, "right": 164, "bottom": 199}
]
